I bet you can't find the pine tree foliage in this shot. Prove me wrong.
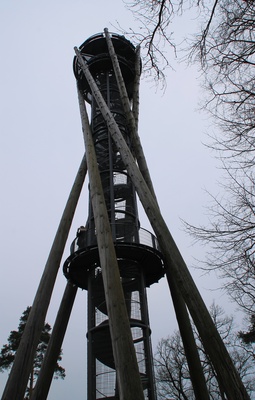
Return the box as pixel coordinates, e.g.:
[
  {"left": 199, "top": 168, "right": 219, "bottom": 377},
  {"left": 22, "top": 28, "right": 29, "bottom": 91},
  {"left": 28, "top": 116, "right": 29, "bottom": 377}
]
[
  {"left": 0, "top": 307, "right": 65, "bottom": 398},
  {"left": 239, "top": 315, "right": 255, "bottom": 345}
]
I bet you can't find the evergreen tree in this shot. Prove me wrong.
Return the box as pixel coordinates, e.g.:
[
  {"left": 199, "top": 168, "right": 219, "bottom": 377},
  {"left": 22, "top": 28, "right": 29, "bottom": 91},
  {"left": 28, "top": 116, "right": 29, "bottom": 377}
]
[
  {"left": 0, "top": 307, "right": 65, "bottom": 399},
  {"left": 239, "top": 315, "right": 255, "bottom": 344}
]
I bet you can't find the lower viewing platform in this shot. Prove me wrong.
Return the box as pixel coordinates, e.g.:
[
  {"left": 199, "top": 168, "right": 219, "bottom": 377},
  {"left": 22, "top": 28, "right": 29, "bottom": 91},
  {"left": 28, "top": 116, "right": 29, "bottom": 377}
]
[{"left": 63, "top": 225, "right": 165, "bottom": 289}]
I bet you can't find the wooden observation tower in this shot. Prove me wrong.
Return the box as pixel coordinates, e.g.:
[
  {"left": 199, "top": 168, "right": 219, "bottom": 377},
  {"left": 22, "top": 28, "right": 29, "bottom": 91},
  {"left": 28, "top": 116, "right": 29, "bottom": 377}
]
[{"left": 1, "top": 30, "right": 250, "bottom": 400}]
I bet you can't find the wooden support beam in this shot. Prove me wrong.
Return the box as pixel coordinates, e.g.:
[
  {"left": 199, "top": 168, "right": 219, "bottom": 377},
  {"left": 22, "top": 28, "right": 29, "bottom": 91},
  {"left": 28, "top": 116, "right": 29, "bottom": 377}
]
[
  {"left": 132, "top": 45, "right": 141, "bottom": 132},
  {"left": 104, "top": 28, "right": 158, "bottom": 203},
  {"left": 1, "top": 155, "right": 87, "bottom": 400},
  {"left": 74, "top": 48, "right": 249, "bottom": 400},
  {"left": 77, "top": 89, "right": 145, "bottom": 400},
  {"left": 166, "top": 272, "right": 210, "bottom": 400},
  {"left": 103, "top": 32, "right": 209, "bottom": 399},
  {"left": 31, "top": 282, "right": 78, "bottom": 400}
]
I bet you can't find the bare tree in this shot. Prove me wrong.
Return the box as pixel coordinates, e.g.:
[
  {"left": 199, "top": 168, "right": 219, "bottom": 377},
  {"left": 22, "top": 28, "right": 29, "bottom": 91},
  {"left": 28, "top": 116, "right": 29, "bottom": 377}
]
[
  {"left": 194, "top": 0, "right": 255, "bottom": 169},
  {"left": 185, "top": 164, "right": 255, "bottom": 313},
  {"left": 155, "top": 303, "right": 255, "bottom": 399},
  {"left": 184, "top": 0, "right": 255, "bottom": 323},
  {"left": 122, "top": 0, "right": 255, "bottom": 388},
  {"left": 121, "top": 0, "right": 224, "bottom": 84},
  {"left": 122, "top": 0, "right": 255, "bottom": 166},
  {"left": 123, "top": 0, "right": 255, "bottom": 320},
  {"left": 120, "top": 0, "right": 178, "bottom": 84}
]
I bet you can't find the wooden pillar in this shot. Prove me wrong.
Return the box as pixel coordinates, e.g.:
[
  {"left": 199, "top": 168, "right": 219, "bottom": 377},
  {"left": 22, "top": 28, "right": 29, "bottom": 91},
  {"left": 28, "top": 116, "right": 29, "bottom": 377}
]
[
  {"left": 31, "top": 282, "right": 78, "bottom": 400},
  {"left": 104, "top": 28, "right": 157, "bottom": 203},
  {"left": 166, "top": 271, "right": 210, "bottom": 399},
  {"left": 74, "top": 48, "right": 249, "bottom": 400},
  {"left": 1, "top": 155, "right": 87, "bottom": 400},
  {"left": 102, "top": 33, "right": 209, "bottom": 399},
  {"left": 77, "top": 89, "right": 145, "bottom": 400},
  {"left": 132, "top": 44, "right": 141, "bottom": 132}
]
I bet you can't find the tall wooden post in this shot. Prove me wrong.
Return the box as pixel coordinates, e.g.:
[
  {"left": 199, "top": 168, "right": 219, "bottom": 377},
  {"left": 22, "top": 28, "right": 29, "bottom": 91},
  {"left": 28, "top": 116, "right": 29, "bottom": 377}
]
[
  {"left": 74, "top": 46, "right": 249, "bottom": 399},
  {"left": 1, "top": 155, "right": 87, "bottom": 400},
  {"left": 31, "top": 282, "right": 78, "bottom": 400},
  {"left": 68, "top": 33, "right": 163, "bottom": 400},
  {"left": 104, "top": 28, "right": 157, "bottom": 202},
  {"left": 166, "top": 272, "right": 210, "bottom": 400},
  {"left": 102, "top": 31, "right": 210, "bottom": 399},
  {"left": 77, "top": 89, "right": 144, "bottom": 400}
]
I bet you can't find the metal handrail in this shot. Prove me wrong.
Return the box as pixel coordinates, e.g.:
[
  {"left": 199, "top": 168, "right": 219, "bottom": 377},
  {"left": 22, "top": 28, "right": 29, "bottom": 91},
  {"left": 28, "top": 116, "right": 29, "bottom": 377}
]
[{"left": 71, "top": 224, "right": 159, "bottom": 253}]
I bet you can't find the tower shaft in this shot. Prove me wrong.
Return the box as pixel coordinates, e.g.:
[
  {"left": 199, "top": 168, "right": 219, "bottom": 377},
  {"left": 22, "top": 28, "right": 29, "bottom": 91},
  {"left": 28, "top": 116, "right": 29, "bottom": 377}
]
[{"left": 64, "top": 33, "right": 164, "bottom": 399}]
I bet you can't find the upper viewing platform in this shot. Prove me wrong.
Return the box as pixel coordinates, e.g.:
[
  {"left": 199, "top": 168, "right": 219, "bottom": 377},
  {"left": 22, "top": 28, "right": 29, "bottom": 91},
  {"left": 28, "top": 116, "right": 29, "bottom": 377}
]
[{"left": 73, "top": 32, "right": 139, "bottom": 102}]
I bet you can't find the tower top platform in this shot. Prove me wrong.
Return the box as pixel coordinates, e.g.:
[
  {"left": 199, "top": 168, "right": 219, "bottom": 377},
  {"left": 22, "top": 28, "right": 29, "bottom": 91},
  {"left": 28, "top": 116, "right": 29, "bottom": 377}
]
[
  {"left": 78, "top": 32, "right": 136, "bottom": 60},
  {"left": 73, "top": 32, "right": 139, "bottom": 102}
]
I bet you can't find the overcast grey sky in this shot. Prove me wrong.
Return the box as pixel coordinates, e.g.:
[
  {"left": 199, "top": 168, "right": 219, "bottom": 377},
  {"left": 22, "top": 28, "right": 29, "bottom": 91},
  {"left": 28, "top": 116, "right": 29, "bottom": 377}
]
[{"left": 0, "top": 1, "right": 234, "bottom": 398}]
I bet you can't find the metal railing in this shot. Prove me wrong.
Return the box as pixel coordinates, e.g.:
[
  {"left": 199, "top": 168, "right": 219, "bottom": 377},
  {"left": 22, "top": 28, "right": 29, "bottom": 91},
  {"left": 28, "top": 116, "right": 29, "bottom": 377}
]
[{"left": 70, "top": 224, "right": 160, "bottom": 253}]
